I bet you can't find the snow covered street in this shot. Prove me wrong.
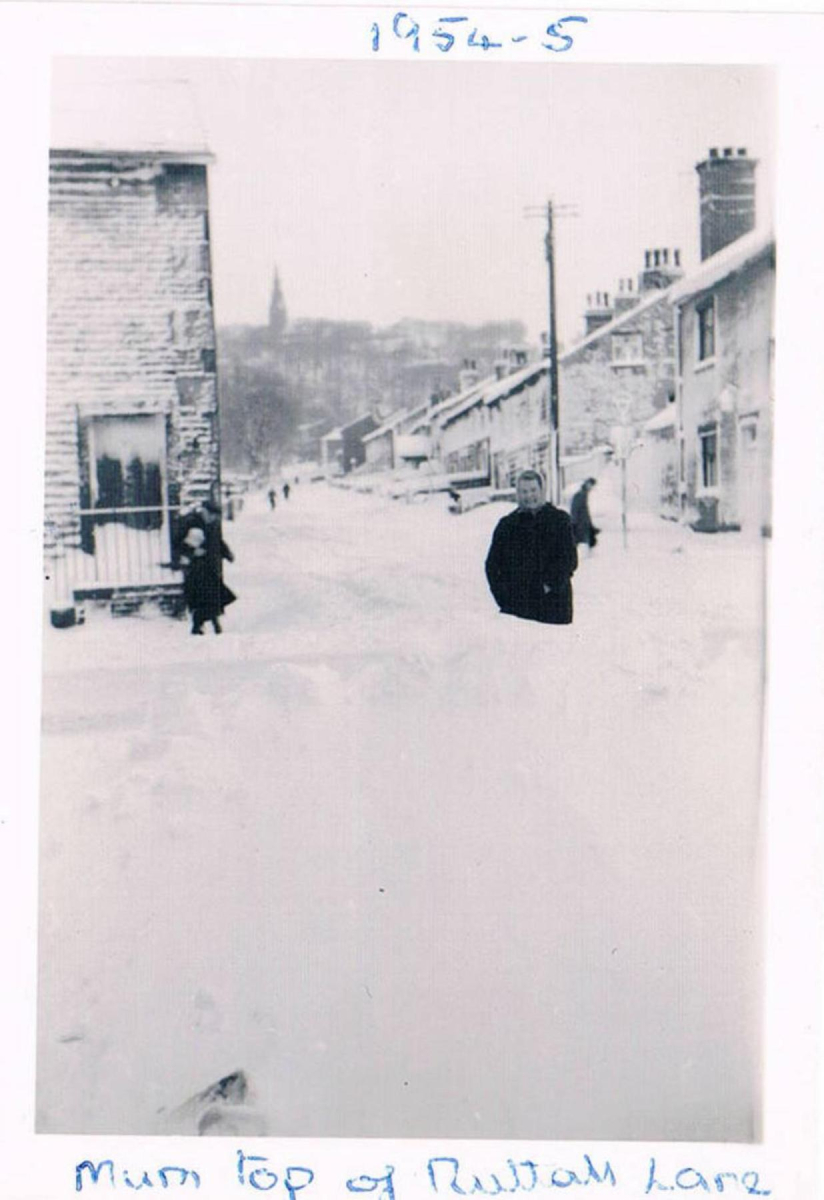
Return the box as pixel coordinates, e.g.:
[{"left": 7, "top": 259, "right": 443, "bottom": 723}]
[{"left": 37, "top": 477, "right": 766, "bottom": 1141}]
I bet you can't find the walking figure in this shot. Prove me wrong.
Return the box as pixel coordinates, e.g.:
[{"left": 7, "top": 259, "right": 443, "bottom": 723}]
[
  {"left": 178, "top": 500, "right": 236, "bottom": 635},
  {"left": 485, "top": 469, "right": 578, "bottom": 625},
  {"left": 570, "top": 477, "right": 600, "bottom": 555},
  {"left": 268, "top": 488, "right": 277, "bottom": 511},
  {"left": 282, "top": 482, "right": 290, "bottom": 500}
]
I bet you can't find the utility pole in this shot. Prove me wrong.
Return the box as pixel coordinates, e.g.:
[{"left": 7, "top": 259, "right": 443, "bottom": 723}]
[
  {"left": 525, "top": 200, "right": 577, "bottom": 507},
  {"left": 545, "top": 201, "right": 561, "bottom": 506}
]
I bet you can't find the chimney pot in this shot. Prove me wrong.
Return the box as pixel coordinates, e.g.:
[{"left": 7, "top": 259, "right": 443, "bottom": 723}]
[
  {"left": 644, "top": 250, "right": 651, "bottom": 268},
  {"left": 674, "top": 249, "right": 681, "bottom": 267},
  {"left": 604, "top": 292, "right": 609, "bottom": 307},
  {"left": 723, "top": 147, "right": 733, "bottom": 157},
  {"left": 662, "top": 249, "right": 669, "bottom": 265},
  {"left": 628, "top": 278, "right": 633, "bottom": 291},
  {"left": 737, "top": 147, "right": 747, "bottom": 156},
  {"left": 709, "top": 147, "right": 719, "bottom": 158},
  {"left": 653, "top": 250, "right": 661, "bottom": 267}
]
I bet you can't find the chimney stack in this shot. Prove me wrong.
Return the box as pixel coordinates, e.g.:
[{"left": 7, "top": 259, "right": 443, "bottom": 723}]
[
  {"left": 638, "top": 247, "right": 685, "bottom": 294},
  {"left": 583, "top": 289, "right": 614, "bottom": 336},
  {"left": 696, "top": 146, "right": 757, "bottom": 261},
  {"left": 458, "top": 359, "right": 480, "bottom": 392},
  {"left": 613, "top": 276, "right": 641, "bottom": 317}
]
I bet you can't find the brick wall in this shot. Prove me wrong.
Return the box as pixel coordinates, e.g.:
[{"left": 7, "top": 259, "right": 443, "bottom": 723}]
[{"left": 45, "top": 152, "right": 219, "bottom": 576}]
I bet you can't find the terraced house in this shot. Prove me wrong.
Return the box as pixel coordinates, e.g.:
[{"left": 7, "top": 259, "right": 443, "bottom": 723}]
[{"left": 45, "top": 81, "right": 220, "bottom": 619}]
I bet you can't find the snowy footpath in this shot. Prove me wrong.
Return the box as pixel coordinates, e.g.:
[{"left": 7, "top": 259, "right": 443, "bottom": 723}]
[{"left": 37, "top": 479, "right": 766, "bottom": 1141}]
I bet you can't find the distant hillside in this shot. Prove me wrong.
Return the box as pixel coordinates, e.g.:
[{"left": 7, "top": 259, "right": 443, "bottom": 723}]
[{"left": 217, "top": 315, "right": 531, "bottom": 470}]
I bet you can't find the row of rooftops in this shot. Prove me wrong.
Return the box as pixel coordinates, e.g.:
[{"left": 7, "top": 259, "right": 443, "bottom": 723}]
[{"left": 330, "top": 221, "right": 774, "bottom": 451}]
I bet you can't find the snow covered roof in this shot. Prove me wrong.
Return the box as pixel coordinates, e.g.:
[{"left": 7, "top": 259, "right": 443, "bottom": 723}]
[
  {"left": 438, "top": 385, "right": 486, "bottom": 427},
  {"left": 669, "top": 228, "right": 774, "bottom": 305},
  {"left": 395, "top": 435, "right": 430, "bottom": 459},
  {"left": 339, "top": 413, "right": 377, "bottom": 435},
  {"left": 438, "top": 357, "right": 546, "bottom": 429},
  {"left": 644, "top": 405, "right": 677, "bottom": 432},
  {"left": 321, "top": 427, "right": 343, "bottom": 443},
  {"left": 51, "top": 79, "right": 212, "bottom": 160},
  {"left": 408, "top": 357, "right": 546, "bottom": 433},
  {"left": 362, "top": 409, "right": 413, "bottom": 442},
  {"left": 440, "top": 360, "right": 548, "bottom": 428},
  {"left": 560, "top": 287, "right": 674, "bottom": 360}
]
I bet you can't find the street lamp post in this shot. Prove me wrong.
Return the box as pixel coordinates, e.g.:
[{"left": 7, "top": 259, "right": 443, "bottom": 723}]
[{"left": 612, "top": 392, "right": 636, "bottom": 550}]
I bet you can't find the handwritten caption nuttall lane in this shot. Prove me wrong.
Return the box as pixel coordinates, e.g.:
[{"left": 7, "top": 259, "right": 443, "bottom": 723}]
[{"left": 73, "top": 1150, "right": 772, "bottom": 1195}]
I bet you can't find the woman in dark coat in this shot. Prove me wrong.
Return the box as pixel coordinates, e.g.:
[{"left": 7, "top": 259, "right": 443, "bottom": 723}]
[
  {"left": 178, "top": 500, "right": 236, "bottom": 634},
  {"left": 485, "top": 470, "right": 578, "bottom": 625},
  {"left": 570, "top": 477, "right": 599, "bottom": 550}
]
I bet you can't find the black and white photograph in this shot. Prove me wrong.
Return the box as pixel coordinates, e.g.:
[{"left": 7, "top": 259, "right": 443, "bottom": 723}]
[{"left": 33, "top": 50, "right": 780, "bottom": 1145}]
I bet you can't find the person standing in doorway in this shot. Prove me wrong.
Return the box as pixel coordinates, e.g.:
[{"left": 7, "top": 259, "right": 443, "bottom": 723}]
[{"left": 484, "top": 469, "right": 578, "bottom": 625}]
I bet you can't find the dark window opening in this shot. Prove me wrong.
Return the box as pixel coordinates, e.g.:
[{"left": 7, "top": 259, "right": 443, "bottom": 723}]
[
  {"left": 697, "top": 298, "right": 716, "bottom": 362},
  {"left": 699, "top": 427, "right": 718, "bottom": 488}
]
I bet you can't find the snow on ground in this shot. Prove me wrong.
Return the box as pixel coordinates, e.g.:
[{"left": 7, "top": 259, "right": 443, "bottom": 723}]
[{"left": 37, "top": 477, "right": 766, "bottom": 1141}]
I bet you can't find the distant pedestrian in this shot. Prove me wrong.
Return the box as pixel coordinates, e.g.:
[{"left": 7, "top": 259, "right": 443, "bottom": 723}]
[
  {"left": 178, "top": 499, "right": 236, "bottom": 635},
  {"left": 570, "top": 477, "right": 599, "bottom": 554},
  {"left": 485, "top": 469, "right": 578, "bottom": 625},
  {"left": 282, "top": 482, "right": 290, "bottom": 500},
  {"left": 267, "top": 488, "right": 277, "bottom": 511}
]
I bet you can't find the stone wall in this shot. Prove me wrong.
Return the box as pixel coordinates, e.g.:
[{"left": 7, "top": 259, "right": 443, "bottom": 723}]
[{"left": 559, "top": 292, "right": 677, "bottom": 454}]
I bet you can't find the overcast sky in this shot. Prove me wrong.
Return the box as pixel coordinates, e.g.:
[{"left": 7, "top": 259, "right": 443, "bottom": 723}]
[{"left": 53, "top": 58, "right": 775, "bottom": 347}]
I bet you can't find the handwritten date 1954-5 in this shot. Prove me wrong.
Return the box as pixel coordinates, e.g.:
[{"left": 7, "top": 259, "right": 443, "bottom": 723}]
[{"left": 370, "top": 13, "right": 588, "bottom": 55}]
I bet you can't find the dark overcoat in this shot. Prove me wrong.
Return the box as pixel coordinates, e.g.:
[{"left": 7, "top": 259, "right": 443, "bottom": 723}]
[
  {"left": 570, "top": 487, "right": 596, "bottom": 547},
  {"left": 178, "top": 513, "right": 236, "bottom": 619},
  {"left": 485, "top": 503, "right": 578, "bottom": 624}
]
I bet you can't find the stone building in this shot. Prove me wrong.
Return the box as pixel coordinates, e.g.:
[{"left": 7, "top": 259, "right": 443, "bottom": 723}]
[
  {"left": 45, "top": 82, "right": 219, "bottom": 617},
  {"left": 418, "top": 147, "right": 771, "bottom": 530},
  {"left": 558, "top": 247, "right": 684, "bottom": 454},
  {"left": 664, "top": 147, "right": 773, "bottom": 534},
  {"left": 340, "top": 413, "right": 379, "bottom": 474},
  {"left": 433, "top": 356, "right": 549, "bottom": 488},
  {"left": 672, "top": 226, "right": 775, "bottom": 534},
  {"left": 362, "top": 403, "right": 432, "bottom": 471}
]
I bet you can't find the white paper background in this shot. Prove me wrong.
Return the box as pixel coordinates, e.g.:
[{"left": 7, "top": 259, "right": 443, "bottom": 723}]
[{"left": 0, "top": 3, "right": 822, "bottom": 1196}]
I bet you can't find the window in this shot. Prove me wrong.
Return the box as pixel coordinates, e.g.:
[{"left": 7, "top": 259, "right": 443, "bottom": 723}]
[
  {"left": 611, "top": 332, "right": 644, "bottom": 365},
  {"left": 699, "top": 425, "right": 718, "bottom": 489},
  {"left": 696, "top": 297, "right": 716, "bottom": 362}
]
